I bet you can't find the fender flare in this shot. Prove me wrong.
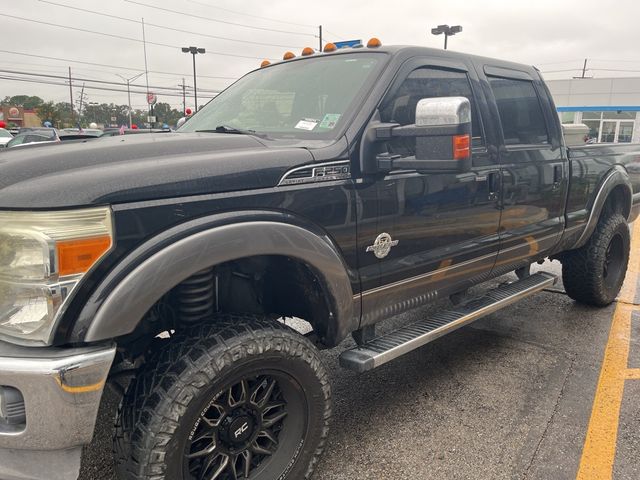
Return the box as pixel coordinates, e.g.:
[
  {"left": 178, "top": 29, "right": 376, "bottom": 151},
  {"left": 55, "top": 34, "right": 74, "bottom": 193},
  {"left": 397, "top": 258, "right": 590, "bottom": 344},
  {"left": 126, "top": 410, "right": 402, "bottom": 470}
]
[
  {"left": 573, "top": 166, "right": 632, "bottom": 249},
  {"left": 72, "top": 217, "right": 356, "bottom": 346}
]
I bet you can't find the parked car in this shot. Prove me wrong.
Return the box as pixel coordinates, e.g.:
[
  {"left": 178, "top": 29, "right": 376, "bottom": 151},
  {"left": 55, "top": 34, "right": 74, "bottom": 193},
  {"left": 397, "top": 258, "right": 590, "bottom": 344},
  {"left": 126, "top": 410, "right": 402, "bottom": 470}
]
[
  {"left": 0, "top": 128, "right": 13, "bottom": 147},
  {"left": 5, "top": 129, "right": 59, "bottom": 149},
  {"left": 61, "top": 128, "right": 105, "bottom": 138},
  {"left": 0, "top": 42, "right": 639, "bottom": 480}
]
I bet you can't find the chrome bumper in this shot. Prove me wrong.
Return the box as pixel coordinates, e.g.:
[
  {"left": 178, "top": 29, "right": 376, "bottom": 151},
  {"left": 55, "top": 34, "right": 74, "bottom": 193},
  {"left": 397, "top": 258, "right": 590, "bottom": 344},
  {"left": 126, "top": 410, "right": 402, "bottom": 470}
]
[{"left": 0, "top": 340, "right": 116, "bottom": 480}]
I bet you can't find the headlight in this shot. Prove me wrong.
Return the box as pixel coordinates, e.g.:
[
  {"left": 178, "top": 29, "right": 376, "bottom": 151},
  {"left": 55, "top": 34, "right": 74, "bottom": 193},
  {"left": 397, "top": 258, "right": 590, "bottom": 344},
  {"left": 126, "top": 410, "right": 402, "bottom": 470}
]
[{"left": 0, "top": 207, "right": 113, "bottom": 345}]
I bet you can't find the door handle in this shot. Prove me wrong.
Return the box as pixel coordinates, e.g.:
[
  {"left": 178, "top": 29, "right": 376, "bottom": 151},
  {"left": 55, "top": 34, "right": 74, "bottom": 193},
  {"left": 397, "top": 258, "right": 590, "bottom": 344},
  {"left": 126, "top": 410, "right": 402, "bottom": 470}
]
[
  {"left": 553, "top": 165, "right": 563, "bottom": 190},
  {"left": 487, "top": 172, "right": 499, "bottom": 201}
]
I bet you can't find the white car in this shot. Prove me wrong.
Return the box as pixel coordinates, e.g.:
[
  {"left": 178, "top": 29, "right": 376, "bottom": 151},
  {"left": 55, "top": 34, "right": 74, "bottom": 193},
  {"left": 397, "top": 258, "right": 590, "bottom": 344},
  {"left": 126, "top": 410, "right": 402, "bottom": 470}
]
[{"left": 0, "top": 128, "right": 13, "bottom": 147}]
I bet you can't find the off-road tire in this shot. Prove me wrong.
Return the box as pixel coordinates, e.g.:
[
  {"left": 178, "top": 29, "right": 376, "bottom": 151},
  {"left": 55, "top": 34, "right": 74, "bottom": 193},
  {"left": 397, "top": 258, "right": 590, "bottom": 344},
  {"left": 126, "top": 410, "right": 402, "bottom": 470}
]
[
  {"left": 561, "top": 213, "right": 630, "bottom": 306},
  {"left": 114, "top": 314, "right": 331, "bottom": 480}
]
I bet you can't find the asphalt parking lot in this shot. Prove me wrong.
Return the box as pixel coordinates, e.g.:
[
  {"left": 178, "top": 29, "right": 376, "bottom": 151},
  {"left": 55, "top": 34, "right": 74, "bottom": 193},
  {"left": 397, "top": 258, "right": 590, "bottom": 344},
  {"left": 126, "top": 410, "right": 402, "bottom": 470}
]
[{"left": 81, "top": 226, "right": 640, "bottom": 480}]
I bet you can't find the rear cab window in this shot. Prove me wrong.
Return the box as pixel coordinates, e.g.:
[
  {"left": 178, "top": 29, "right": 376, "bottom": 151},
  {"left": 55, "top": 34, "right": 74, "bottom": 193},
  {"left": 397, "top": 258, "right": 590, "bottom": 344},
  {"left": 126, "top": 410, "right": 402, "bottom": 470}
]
[{"left": 486, "top": 74, "right": 550, "bottom": 146}]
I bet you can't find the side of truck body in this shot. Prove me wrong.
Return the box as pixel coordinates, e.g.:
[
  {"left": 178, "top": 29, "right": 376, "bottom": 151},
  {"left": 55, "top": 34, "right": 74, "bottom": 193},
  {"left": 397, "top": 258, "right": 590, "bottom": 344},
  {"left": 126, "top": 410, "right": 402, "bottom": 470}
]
[{"left": 0, "top": 45, "right": 639, "bottom": 480}]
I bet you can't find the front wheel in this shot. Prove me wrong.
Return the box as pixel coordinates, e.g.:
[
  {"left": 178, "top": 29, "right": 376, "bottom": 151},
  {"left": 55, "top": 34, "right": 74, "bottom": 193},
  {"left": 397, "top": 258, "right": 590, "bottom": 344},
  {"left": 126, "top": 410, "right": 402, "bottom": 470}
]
[
  {"left": 114, "top": 315, "right": 331, "bottom": 480},
  {"left": 561, "top": 213, "right": 630, "bottom": 306}
]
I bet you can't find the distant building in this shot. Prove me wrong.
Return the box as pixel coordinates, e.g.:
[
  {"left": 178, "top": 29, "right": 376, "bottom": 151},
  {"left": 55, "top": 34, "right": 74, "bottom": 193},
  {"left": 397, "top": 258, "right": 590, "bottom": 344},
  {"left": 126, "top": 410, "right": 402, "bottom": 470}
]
[
  {"left": 546, "top": 77, "right": 640, "bottom": 143},
  {"left": 0, "top": 106, "right": 41, "bottom": 128}
]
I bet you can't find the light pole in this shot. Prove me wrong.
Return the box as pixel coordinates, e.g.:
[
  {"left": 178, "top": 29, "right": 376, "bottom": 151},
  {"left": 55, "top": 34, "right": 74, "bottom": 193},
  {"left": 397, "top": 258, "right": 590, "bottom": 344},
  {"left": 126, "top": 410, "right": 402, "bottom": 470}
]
[
  {"left": 115, "top": 72, "right": 145, "bottom": 128},
  {"left": 182, "top": 46, "right": 205, "bottom": 111},
  {"left": 431, "top": 24, "right": 462, "bottom": 50}
]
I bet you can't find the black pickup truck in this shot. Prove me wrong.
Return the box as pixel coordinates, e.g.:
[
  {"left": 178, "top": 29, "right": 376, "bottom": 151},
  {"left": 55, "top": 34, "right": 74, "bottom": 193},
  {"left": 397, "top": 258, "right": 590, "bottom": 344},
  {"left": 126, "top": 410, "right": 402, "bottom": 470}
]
[{"left": 1, "top": 42, "right": 639, "bottom": 480}]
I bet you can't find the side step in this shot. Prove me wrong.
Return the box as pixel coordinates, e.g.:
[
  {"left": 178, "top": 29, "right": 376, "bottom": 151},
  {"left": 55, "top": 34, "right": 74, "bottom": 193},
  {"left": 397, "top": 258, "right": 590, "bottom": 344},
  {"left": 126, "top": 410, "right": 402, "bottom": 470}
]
[{"left": 340, "top": 272, "right": 556, "bottom": 373}]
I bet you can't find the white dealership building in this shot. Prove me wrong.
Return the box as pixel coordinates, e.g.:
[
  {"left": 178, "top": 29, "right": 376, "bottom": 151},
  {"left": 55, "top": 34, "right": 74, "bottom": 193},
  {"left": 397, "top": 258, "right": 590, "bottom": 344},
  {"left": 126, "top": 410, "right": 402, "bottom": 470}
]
[{"left": 546, "top": 77, "right": 640, "bottom": 143}]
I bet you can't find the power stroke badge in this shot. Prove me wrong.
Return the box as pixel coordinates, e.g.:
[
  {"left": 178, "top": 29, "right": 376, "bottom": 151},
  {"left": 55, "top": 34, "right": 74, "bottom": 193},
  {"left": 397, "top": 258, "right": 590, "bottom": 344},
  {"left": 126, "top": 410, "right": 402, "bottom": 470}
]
[{"left": 366, "top": 233, "right": 399, "bottom": 259}]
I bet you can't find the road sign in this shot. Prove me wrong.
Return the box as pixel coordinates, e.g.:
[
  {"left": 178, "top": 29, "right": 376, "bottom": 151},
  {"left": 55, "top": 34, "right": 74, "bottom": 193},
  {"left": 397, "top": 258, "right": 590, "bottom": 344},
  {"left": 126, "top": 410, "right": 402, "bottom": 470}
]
[
  {"left": 110, "top": 116, "right": 117, "bottom": 122},
  {"left": 334, "top": 40, "right": 362, "bottom": 49},
  {"left": 147, "top": 115, "right": 156, "bottom": 123},
  {"left": 146, "top": 92, "right": 157, "bottom": 105}
]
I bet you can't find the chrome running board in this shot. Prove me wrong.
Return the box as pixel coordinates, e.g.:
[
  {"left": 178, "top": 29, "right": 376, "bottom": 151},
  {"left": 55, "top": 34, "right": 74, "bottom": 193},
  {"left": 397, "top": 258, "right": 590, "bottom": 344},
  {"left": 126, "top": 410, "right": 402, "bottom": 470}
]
[{"left": 340, "top": 272, "right": 556, "bottom": 372}]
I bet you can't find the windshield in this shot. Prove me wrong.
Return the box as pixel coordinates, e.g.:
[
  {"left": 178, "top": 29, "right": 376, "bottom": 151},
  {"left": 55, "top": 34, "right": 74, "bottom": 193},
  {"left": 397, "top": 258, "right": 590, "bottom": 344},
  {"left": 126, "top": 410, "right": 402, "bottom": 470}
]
[
  {"left": 180, "top": 52, "right": 384, "bottom": 139},
  {"left": 0, "top": 129, "right": 12, "bottom": 138}
]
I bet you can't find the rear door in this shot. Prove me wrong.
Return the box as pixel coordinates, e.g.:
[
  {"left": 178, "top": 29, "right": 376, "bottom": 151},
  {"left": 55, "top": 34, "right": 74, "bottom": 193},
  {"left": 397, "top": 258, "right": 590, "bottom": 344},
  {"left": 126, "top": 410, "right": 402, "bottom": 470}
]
[{"left": 481, "top": 66, "right": 567, "bottom": 272}]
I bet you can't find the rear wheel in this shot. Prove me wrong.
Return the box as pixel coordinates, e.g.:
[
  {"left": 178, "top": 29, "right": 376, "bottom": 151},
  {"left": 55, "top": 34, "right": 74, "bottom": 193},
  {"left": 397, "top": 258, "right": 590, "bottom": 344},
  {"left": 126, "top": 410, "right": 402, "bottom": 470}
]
[
  {"left": 561, "top": 213, "right": 630, "bottom": 306},
  {"left": 114, "top": 315, "right": 331, "bottom": 480}
]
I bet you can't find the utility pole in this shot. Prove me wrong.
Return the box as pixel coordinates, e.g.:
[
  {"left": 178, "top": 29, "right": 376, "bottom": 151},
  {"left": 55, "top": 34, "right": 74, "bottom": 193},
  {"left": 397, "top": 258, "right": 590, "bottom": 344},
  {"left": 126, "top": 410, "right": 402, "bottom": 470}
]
[
  {"left": 68, "top": 66, "right": 74, "bottom": 125},
  {"left": 76, "top": 83, "right": 86, "bottom": 127},
  {"left": 180, "top": 78, "right": 187, "bottom": 114},
  {"left": 319, "top": 25, "right": 323, "bottom": 51},
  {"left": 141, "top": 18, "right": 151, "bottom": 119},
  {"left": 581, "top": 58, "right": 588, "bottom": 78}
]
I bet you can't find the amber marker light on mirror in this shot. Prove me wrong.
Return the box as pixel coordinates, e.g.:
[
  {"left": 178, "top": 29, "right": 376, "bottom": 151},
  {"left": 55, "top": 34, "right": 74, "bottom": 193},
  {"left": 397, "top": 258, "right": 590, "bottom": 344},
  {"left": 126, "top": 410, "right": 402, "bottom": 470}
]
[
  {"left": 453, "top": 134, "right": 471, "bottom": 160},
  {"left": 323, "top": 43, "right": 337, "bottom": 52},
  {"left": 367, "top": 37, "right": 382, "bottom": 48},
  {"left": 260, "top": 60, "right": 271, "bottom": 67},
  {"left": 301, "top": 47, "right": 315, "bottom": 56},
  {"left": 283, "top": 51, "right": 296, "bottom": 60}
]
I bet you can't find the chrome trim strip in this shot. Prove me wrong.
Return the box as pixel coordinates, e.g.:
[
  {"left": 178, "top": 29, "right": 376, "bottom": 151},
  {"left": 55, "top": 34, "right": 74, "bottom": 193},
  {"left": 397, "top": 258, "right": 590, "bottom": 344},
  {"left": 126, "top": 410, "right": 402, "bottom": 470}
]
[
  {"left": 278, "top": 160, "right": 350, "bottom": 186},
  {"left": 359, "top": 251, "right": 497, "bottom": 299}
]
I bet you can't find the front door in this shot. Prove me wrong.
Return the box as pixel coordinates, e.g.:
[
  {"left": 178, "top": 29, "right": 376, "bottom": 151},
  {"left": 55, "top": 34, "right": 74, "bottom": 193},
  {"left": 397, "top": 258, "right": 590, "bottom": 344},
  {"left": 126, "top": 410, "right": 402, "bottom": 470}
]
[{"left": 358, "top": 60, "right": 502, "bottom": 325}]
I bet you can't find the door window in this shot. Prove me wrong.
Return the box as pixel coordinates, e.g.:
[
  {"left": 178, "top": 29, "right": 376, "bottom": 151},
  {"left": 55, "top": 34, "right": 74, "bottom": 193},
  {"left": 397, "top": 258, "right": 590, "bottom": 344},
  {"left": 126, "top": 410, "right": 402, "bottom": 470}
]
[
  {"left": 380, "top": 66, "right": 484, "bottom": 153},
  {"left": 488, "top": 76, "right": 549, "bottom": 145}
]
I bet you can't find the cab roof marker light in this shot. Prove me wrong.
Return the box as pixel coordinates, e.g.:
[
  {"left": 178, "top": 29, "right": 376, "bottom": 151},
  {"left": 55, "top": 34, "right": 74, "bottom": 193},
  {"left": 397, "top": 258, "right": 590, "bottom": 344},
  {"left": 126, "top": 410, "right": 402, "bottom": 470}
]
[
  {"left": 367, "top": 37, "right": 382, "bottom": 48},
  {"left": 283, "top": 51, "right": 296, "bottom": 60},
  {"left": 323, "top": 43, "right": 337, "bottom": 53},
  {"left": 260, "top": 60, "right": 271, "bottom": 68},
  {"left": 301, "top": 47, "right": 315, "bottom": 56}
]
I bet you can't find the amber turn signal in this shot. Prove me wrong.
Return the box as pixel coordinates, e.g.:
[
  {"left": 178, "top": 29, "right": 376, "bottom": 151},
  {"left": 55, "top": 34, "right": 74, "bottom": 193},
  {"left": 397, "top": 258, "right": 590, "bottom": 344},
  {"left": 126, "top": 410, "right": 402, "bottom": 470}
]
[
  {"left": 301, "top": 47, "right": 315, "bottom": 56},
  {"left": 57, "top": 236, "right": 112, "bottom": 277},
  {"left": 283, "top": 51, "right": 296, "bottom": 60},
  {"left": 367, "top": 37, "right": 382, "bottom": 48},
  {"left": 260, "top": 60, "right": 271, "bottom": 68},
  {"left": 323, "top": 43, "right": 337, "bottom": 52},
  {"left": 453, "top": 134, "right": 471, "bottom": 160}
]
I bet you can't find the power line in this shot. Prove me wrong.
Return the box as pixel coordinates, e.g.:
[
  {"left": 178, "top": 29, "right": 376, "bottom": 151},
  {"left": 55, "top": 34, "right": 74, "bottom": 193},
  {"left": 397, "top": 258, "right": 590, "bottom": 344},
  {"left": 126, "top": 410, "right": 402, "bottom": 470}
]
[
  {"left": 0, "top": 69, "right": 221, "bottom": 93},
  {"left": 124, "top": 0, "right": 317, "bottom": 37},
  {"left": 0, "top": 74, "right": 217, "bottom": 99},
  {"left": 39, "top": 0, "right": 306, "bottom": 49},
  {"left": 0, "top": 49, "right": 238, "bottom": 80},
  {"left": 3, "top": 14, "right": 271, "bottom": 60},
  {"left": 183, "top": 0, "right": 316, "bottom": 28}
]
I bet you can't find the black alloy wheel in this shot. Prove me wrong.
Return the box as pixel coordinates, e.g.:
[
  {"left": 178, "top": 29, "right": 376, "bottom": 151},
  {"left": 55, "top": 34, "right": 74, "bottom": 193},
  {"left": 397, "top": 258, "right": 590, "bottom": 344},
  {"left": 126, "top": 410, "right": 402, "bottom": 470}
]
[{"left": 184, "top": 371, "right": 306, "bottom": 480}]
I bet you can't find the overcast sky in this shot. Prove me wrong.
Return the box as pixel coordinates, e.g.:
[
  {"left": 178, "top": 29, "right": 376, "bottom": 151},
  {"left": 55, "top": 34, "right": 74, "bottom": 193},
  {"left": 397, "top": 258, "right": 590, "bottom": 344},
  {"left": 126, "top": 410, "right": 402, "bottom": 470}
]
[{"left": 2, "top": 0, "right": 639, "bottom": 111}]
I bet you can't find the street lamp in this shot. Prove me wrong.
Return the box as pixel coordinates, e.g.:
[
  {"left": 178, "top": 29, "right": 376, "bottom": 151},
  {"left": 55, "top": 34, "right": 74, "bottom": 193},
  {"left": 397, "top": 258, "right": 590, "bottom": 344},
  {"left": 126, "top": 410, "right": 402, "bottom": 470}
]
[
  {"left": 182, "top": 46, "right": 205, "bottom": 112},
  {"left": 115, "top": 72, "right": 145, "bottom": 128},
  {"left": 431, "top": 24, "right": 462, "bottom": 50}
]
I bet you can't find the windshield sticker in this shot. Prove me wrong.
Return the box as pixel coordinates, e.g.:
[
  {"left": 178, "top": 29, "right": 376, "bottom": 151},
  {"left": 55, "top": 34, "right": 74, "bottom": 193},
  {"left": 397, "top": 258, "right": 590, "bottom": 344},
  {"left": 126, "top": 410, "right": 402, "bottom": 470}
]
[
  {"left": 319, "top": 113, "right": 341, "bottom": 129},
  {"left": 295, "top": 119, "right": 318, "bottom": 131}
]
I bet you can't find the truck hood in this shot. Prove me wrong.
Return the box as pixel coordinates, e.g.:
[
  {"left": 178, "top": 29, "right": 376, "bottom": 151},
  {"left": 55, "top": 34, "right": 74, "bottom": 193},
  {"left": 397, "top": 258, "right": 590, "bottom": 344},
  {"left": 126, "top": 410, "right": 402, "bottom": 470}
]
[{"left": 0, "top": 132, "right": 314, "bottom": 208}]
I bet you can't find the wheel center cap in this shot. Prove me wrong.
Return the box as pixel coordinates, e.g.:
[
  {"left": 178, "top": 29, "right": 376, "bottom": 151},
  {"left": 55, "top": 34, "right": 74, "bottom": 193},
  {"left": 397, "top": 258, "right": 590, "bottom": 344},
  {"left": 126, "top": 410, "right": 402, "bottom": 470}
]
[{"left": 228, "top": 415, "right": 253, "bottom": 444}]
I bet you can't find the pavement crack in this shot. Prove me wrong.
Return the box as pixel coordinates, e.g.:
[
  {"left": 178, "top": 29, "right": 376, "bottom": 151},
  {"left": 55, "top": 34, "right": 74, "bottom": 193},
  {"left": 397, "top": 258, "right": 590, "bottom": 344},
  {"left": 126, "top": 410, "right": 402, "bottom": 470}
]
[{"left": 521, "top": 353, "right": 577, "bottom": 480}]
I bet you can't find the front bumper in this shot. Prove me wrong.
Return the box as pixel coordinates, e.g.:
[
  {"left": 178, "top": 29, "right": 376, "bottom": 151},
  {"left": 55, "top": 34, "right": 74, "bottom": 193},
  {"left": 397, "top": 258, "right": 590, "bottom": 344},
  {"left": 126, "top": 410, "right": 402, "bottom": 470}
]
[{"left": 0, "top": 340, "right": 116, "bottom": 480}]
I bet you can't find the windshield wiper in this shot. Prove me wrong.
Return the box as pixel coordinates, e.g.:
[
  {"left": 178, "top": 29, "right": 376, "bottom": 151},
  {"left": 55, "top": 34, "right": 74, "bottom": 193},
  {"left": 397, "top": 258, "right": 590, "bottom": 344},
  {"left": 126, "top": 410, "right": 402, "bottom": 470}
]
[{"left": 196, "top": 125, "right": 269, "bottom": 139}]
